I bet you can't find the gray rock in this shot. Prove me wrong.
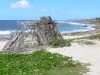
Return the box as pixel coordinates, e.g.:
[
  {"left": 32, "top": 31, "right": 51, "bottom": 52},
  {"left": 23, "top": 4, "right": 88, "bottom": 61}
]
[{"left": 4, "top": 16, "right": 63, "bottom": 53}]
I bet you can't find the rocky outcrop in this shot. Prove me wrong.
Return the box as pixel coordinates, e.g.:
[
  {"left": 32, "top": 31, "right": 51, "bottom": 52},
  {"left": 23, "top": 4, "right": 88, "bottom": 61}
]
[{"left": 4, "top": 16, "right": 63, "bottom": 53}]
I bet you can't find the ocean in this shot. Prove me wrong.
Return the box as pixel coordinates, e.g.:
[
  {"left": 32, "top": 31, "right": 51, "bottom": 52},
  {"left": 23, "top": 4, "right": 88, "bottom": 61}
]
[{"left": 0, "top": 20, "right": 95, "bottom": 38}]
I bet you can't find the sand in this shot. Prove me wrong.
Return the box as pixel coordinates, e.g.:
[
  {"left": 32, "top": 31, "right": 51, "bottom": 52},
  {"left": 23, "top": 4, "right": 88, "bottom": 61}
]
[
  {"left": 63, "top": 34, "right": 90, "bottom": 39},
  {"left": 0, "top": 40, "right": 9, "bottom": 51},
  {"left": 47, "top": 40, "right": 100, "bottom": 75}
]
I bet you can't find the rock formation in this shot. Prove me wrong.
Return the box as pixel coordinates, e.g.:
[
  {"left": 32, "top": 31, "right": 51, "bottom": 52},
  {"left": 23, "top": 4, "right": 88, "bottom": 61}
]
[{"left": 4, "top": 16, "right": 63, "bottom": 53}]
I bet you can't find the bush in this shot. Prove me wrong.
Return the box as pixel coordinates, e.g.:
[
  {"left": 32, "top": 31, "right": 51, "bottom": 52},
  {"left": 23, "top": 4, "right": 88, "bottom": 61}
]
[
  {"left": 65, "top": 39, "right": 73, "bottom": 46},
  {"left": 50, "top": 36, "right": 72, "bottom": 47}
]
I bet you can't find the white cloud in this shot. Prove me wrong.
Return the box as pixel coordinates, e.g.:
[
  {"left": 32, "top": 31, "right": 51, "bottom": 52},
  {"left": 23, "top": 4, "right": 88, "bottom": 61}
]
[
  {"left": 11, "top": 0, "right": 32, "bottom": 8},
  {"left": 41, "top": 8, "right": 55, "bottom": 13}
]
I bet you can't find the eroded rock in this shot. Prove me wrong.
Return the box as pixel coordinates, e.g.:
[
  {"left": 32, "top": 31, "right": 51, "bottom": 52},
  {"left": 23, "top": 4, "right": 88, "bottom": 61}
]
[{"left": 4, "top": 16, "right": 63, "bottom": 53}]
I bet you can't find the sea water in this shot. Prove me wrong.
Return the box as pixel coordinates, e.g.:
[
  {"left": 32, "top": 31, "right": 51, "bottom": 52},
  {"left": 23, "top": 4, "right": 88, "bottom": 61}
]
[
  {"left": 0, "top": 20, "right": 95, "bottom": 38},
  {"left": 58, "top": 22, "right": 95, "bottom": 33}
]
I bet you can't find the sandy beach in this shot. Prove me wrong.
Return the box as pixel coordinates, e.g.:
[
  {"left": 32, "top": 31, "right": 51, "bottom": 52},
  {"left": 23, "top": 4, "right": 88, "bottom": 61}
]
[
  {"left": 0, "top": 40, "right": 9, "bottom": 51},
  {"left": 46, "top": 36, "right": 100, "bottom": 75},
  {"left": 63, "top": 34, "right": 90, "bottom": 39}
]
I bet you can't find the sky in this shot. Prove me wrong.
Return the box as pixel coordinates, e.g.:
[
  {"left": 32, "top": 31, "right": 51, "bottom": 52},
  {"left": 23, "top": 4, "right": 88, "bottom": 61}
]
[{"left": 0, "top": 0, "right": 100, "bottom": 20}]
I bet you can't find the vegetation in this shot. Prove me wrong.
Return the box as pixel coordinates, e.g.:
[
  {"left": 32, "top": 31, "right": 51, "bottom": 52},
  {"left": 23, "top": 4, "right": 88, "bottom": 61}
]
[
  {"left": 65, "top": 39, "right": 73, "bottom": 46},
  {"left": 83, "top": 41, "right": 95, "bottom": 45},
  {"left": 0, "top": 37, "right": 9, "bottom": 41},
  {"left": 0, "top": 50, "right": 88, "bottom": 75},
  {"left": 82, "top": 17, "right": 100, "bottom": 26},
  {"left": 75, "top": 39, "right": 95, "bottom": 45},
  {"left": 50, "top": 36, "right": 73, "bottom": 48},
  {"left": 87, "top": 34, "right": 100, "bottom": 40},
  {"left": 72, "top": 34, "right": 100, "bottom": 40}
]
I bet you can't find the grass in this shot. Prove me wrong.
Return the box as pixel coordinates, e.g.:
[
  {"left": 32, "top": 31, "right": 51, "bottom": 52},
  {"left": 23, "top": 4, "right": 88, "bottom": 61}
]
[
  {"left": 72, "top": 34, "right": 100, "bottom": 45},
  {"left": 0, "top": 37, "right": 9, "bottom": 41},
  {"left": 0, "top": 50, "right": 88, "bottom": 75},
  {"left": 86, "top": 34, "right": 100, "bottom": 40},
  {"left": 75, "top": 39, "right": 95, "bottom": 45},
  {"left": 72, "top": 34, "right": 100, "bottom": 40},
  {"left": 50, "top": 36, "right": 73, "bottom": 48}
]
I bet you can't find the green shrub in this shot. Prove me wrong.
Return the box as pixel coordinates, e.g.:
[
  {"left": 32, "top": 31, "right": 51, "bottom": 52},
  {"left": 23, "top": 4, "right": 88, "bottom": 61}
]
[
  {"left": 50, "top": 36, "right": 72, "bottom": 47},
  {"left": 65, "top": 39, "right": 73, "bottom": 46}
]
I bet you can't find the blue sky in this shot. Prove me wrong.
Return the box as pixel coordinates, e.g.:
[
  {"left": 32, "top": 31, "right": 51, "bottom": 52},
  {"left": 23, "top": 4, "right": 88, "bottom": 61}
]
[{"left": 0, "top": 0, "right": 100, "bottom": 20}]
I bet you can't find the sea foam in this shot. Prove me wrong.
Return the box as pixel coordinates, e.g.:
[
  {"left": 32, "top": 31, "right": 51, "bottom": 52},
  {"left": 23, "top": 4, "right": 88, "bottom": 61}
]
[
  {"left": 61, "top": 28, "right": 95, "bottom": 34},
  {"left": 0, "top": 31, "right": 15, "bottom": 35},
  {"left": 67, "top": 22, "right": 88, "bottom": 26}
]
